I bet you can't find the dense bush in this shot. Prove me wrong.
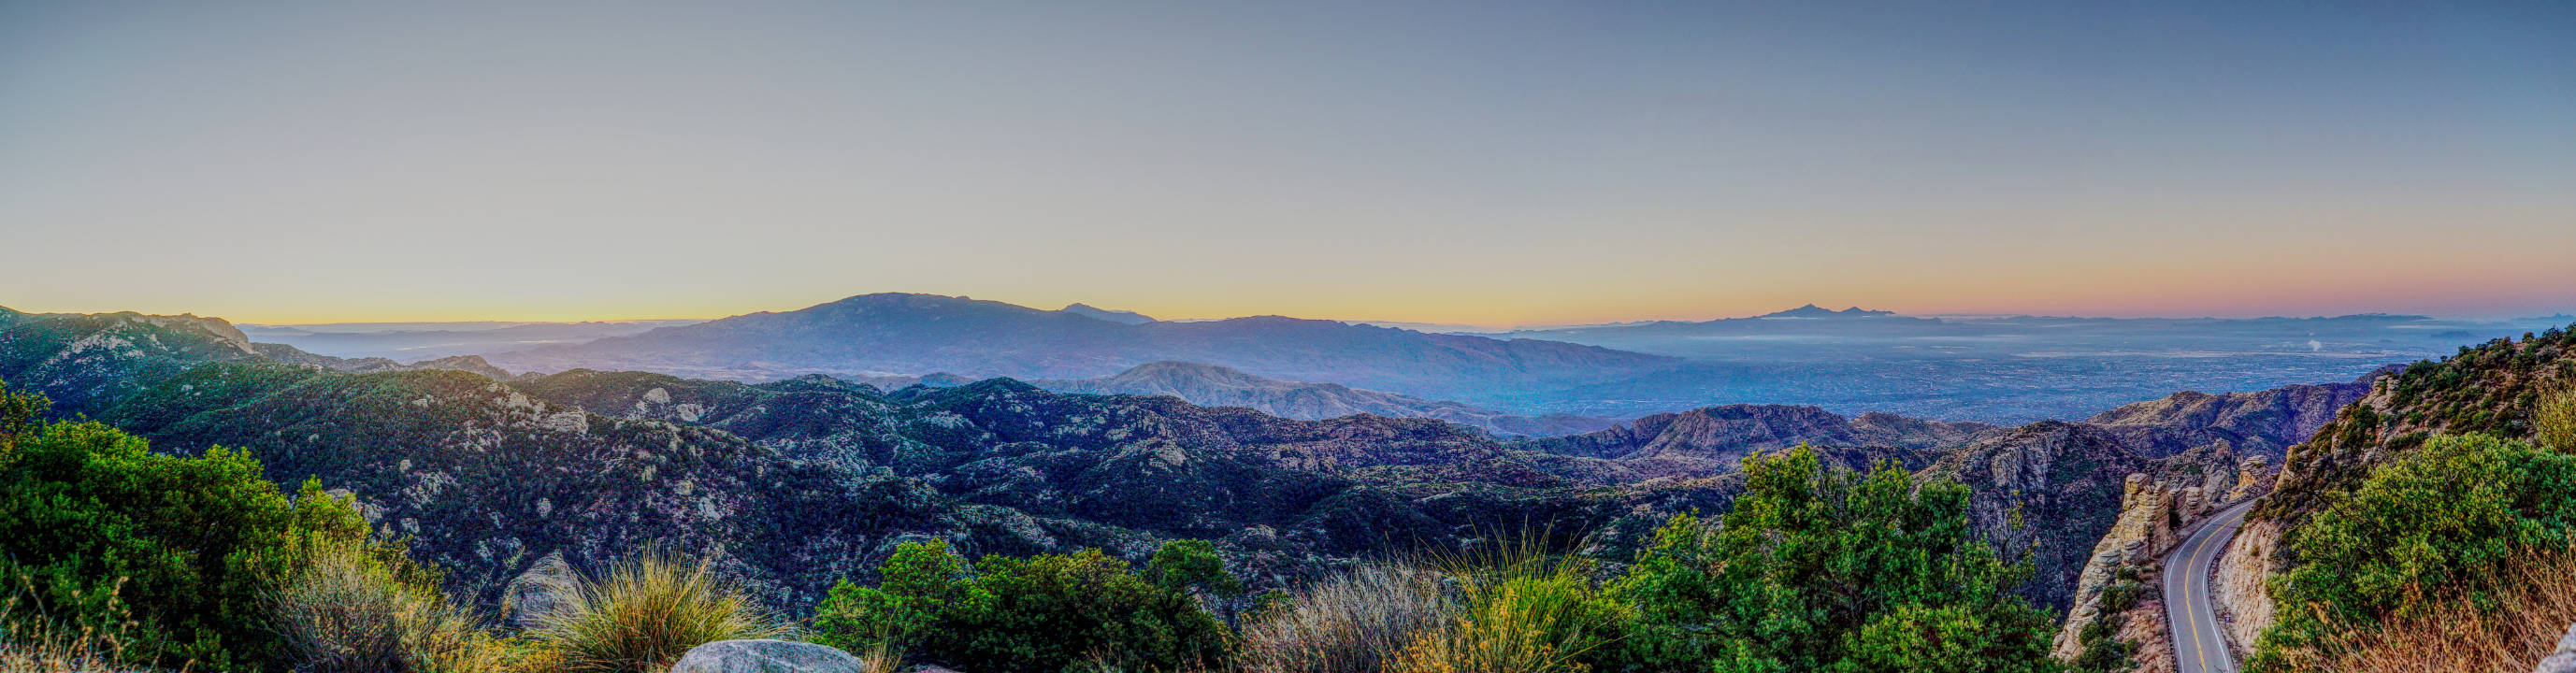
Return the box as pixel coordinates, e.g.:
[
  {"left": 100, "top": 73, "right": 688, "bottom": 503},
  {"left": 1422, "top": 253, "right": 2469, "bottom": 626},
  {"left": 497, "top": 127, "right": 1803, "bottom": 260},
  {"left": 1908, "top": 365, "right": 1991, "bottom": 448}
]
[
  {"left": 1606, "top": 446, "right": 2060, "bottom": 673},
  {"left": 2251, "top": 433, "right": 2576, "bottom": 670},
  {"left": 810, "top": 539, "right": 1236, "bottom": 673},
  {"left": 0, "top": 379, "right": 382, "bottom": 672}
]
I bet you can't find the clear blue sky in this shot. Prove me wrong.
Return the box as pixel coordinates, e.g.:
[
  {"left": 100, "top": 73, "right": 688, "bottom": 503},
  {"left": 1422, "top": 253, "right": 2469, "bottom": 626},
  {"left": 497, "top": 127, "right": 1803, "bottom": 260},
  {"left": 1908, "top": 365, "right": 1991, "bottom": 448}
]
[{"left": 3, "top": 1, "right": 2569, "bottom": 324}]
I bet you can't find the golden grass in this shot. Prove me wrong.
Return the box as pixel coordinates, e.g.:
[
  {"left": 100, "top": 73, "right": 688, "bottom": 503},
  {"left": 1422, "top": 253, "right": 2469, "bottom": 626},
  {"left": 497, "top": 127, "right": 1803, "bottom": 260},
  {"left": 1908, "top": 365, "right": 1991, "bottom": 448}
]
[
  {"left": 853, "top": 641, "right": 903, "bottom": 673},
  {"left": 0, "top": 578, "right": 159, "bottom": 673},
  {"left": 531, "top": 549, "right": 787, "bottom": 673},
  {"left": 1239, "top": 566, "right": 1456, "bottom": 673},
  {"left": 271, "top": 549, "right": 513, "bottom": 673},
  {"left": 2310, "top": 550, "right": 2576, "bottom": 673},
  {"left": 1386, "top": 550, "right": 1619, "bottom": 673},
  {"left": 2535, "top": 380, "right": 2576, "bottom": 453}
]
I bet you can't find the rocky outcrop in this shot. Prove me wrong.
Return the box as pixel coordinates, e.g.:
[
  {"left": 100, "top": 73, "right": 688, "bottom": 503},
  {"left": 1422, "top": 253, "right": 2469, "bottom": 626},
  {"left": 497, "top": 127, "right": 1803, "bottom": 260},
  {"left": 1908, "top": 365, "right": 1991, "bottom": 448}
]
[
  {"left": 501, "top": 551, "right": 580, "bottom": 630},
  {"left": 2051, "top": 475, "right": 2192, "bottom": 659},
  {"left": 2226, "top": 456, "right": 2270, "bottom": 501},
  {"left": 1924, "top": 422, "right": 2231, "bottom": 610},
  {"left": 669, "top": 639, "right": 870, "bottom": 673}
]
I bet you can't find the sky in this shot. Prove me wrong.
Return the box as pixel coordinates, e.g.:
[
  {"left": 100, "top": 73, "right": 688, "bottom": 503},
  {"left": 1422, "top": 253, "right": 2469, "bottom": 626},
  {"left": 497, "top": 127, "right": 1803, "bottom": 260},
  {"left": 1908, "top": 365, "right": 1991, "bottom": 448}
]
[{"left": 3, "top": 1, "right": 2571, "bottom": 327}]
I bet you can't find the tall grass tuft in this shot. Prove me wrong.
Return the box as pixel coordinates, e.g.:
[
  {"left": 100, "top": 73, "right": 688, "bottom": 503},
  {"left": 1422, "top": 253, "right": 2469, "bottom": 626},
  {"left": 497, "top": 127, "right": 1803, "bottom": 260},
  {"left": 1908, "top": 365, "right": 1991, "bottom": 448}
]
[
  {"left": 2309, "top": 548, "right": 2576, "bottom": 673},
  {"left": 532, "top": 549, "right": 786, "bottom": 673},
  {"left": 270, "top": 548, "right": 515, "bottom": 673},
  {"left": 1387, "top": 541, "right": 1623, "bottom": 673},
  {"left": 0, "top": 577, "right": 156, "bottom": 673},
  {"left": 852, "top": 641, "right": 903, "bottom": 673},
  {"left": 2536, "top": 380, "right": 2576, "bottom": 453},
  {"left": 1239, "top": 566, "right": 1455, "bottom": 673}
]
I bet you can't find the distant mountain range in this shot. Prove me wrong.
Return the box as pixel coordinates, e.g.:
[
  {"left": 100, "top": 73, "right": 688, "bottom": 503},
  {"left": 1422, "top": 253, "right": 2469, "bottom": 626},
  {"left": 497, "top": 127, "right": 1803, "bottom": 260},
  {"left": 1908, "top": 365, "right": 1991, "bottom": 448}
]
[
  {"left": 239, "top": 295, "right": 2568, "bottom": 424},
  {"left": 484, "top": 294, "right": 1677, "bottom": 405},
  {"left": 1031, "top": 361, "right": 1618, "bottom": 437},
  {"left": 241, "top": 320, "right": 698, "bottom": 360}
]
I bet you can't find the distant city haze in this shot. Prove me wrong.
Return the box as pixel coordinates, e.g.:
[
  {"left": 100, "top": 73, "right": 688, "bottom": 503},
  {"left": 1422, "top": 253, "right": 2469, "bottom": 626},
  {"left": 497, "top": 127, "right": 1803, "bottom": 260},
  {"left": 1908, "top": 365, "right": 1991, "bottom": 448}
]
[{"left": 4, "top": 1, "right": 2570, "bottom": 324}]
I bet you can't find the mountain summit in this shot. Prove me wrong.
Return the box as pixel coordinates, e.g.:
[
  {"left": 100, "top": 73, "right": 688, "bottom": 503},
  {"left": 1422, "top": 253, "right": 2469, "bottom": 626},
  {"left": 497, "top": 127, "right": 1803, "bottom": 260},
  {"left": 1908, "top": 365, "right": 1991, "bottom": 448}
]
[
  {"left": 1761, "top": 304, "right": 1896, "bottom": 319},
  {"left": 1059, "top": 303, "right": 1156, "bottom": 324}
]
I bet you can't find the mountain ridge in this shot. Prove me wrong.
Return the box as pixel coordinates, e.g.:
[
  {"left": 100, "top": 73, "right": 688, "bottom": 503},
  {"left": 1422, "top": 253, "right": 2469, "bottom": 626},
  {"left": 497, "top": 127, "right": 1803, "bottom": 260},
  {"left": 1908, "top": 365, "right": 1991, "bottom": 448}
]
[{"left": 485, "top": 293, "right": 1679, "bottom": 406}]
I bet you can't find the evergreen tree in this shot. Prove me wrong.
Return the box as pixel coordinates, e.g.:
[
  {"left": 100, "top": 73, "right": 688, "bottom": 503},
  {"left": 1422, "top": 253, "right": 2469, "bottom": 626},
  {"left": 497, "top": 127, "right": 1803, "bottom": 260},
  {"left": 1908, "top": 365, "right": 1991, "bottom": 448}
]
[{"left": 1609, "top": 446, "right": 2060, "bottom": 673}]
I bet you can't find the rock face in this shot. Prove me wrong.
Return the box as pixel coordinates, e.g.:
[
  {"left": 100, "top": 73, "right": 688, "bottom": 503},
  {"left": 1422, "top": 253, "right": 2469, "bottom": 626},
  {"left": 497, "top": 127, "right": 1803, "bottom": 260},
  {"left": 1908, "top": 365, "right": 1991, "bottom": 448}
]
[
  {"left": 2534, "top": 622, "right": 2576, "bottom": 673},
  {"left": 501, "top": 551, "right": 580, "bottom": 629},
  {"left": 669, "top": 639, "right": 869, "bottom": 673},
  {"left": 1923, "top": 422, "right": 2250, "bottom": 610},
  {"left": 2051, "top": 475, "right": 2188, "bottom": 659},
  {"left": 2210, "top": 517, "right": 2283, "bottom": 652}
]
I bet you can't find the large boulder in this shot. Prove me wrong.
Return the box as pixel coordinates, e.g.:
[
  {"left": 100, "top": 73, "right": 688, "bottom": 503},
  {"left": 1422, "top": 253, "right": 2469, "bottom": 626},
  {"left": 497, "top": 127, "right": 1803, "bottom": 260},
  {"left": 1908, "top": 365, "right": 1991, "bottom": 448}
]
[
  {"left": 669, "top": 639, "right": 870, "bottom": 673},
  {"left": 501, "top": 551, "right": 579, "bottom": 630}
]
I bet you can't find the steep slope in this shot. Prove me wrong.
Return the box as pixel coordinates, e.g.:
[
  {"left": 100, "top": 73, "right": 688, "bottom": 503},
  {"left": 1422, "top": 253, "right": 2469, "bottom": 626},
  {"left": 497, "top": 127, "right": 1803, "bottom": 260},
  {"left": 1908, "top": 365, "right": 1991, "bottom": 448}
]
[
  {"left": 0, "top": 310, "right": 266, "bottom": 411},
  {"left": 1925, "top": 422, "right": 2257, "bottom": 611},
  {"left": 484, "top": 294, "right": 1678, "bottom": 404},
  {"left": 2212, "top": 326, "right": 2576, "bottom": 650},
  {"left": 1031, "top": 361, "right": 1617, "bottom": 437}
]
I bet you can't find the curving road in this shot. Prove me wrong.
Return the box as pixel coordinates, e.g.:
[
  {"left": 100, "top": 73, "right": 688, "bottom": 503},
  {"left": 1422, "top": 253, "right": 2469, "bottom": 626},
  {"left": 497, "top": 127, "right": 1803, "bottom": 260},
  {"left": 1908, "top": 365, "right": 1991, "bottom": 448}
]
[{"left": 2165, "top": 498, "right": 2257, "bottom": 673}]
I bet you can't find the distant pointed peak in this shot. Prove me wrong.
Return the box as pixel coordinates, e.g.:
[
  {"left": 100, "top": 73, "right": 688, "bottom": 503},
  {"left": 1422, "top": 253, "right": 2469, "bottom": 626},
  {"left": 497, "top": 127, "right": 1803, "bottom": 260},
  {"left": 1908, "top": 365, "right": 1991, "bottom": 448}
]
[{"left": 1760, "top": 304, "right": 1895, "bottom": 319}]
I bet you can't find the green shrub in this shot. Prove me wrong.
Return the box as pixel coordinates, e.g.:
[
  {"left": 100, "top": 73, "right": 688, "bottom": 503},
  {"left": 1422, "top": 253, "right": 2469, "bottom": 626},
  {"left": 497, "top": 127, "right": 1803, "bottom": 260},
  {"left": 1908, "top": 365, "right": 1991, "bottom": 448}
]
[
  {"left": 1606, "top": 446, "right": 2059, "bottom": 673},
  {"left": 0, "top": 382, "right": 381, "bottom": 672},
  {"left": 2251, "top": 433, "right": 2576, "bottom": 671},
  {"left": 533, "top": 549, "right": 786, "bottom": 673},
  {"left": 810, "top": 539, "right": 1235, "bottom": 673}
]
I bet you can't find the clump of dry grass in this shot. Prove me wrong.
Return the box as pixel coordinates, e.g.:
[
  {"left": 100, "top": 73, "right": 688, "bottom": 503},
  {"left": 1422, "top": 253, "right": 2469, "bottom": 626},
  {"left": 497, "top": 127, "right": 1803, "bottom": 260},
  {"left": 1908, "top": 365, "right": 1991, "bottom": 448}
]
[
  {"left": 2310, "top": 549, "right": 2576, "bottom": 673},
  {"left": 1243, "top": 537, "right": 1620, "bottom": 673},
  {"left": 1387, "top": 548, "right": 1619, "bottom": 673},
  {"left": 2535, "top": 379, "right": 2576, "bottom": 453},
  {"left": 532, "top": 549, "right": 786, "bottom": 673},
  {"left": 1239, "top": 566, "right": 1455, "bottom": 673},
  {"left": 0, "top": 578, "right": 156, "bottom": 673},
  {"left": 270, "top": 549, "right": 515, "bottom": 673},
  {"left": 852, "top": 642, "right": 903, "bottom": 673}
]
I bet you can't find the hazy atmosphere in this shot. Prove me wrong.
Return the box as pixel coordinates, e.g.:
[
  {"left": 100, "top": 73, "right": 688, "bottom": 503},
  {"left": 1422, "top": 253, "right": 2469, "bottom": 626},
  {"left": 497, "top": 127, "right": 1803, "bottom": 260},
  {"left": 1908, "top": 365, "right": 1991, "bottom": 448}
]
[
  {"left": 7, "top": 3, "right": 2576, "bottom": 673},
  {"left": 7, "top": 0, "right": 2570, "bottom": 325}
]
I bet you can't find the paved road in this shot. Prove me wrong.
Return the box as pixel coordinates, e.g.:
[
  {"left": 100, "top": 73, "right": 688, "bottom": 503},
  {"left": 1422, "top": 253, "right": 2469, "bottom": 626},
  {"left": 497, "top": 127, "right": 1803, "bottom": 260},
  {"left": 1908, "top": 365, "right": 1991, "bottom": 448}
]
[{"left": 2165, "top": 499, "right": 2257, "bottom": 673}]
